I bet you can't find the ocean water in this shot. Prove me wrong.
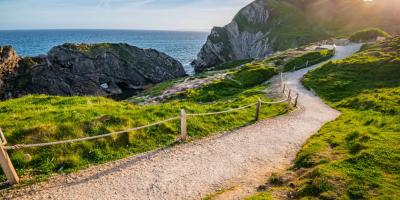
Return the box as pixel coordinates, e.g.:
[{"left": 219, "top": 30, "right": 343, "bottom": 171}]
[{"left": 0, "top": 29, "right": 208, "bottom": 75}]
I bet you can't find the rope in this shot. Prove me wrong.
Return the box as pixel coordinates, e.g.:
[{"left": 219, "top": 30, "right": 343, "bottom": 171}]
[
  {"left": 4, "top": 117, "right": 180, "bottom": 150},
  {"left": 2, "top": 72, "right": 299, "bottom": 149},
  {"left": 260, "top": 98, "right": 289, "bottom": 105},
  {"left": 187, "top": 102, "right": 258, "bottom": 116}
]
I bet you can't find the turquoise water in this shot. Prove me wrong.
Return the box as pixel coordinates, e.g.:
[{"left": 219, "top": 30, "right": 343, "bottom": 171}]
[{"left": 0, "top": 29, "right": 208, "bottom": 74}]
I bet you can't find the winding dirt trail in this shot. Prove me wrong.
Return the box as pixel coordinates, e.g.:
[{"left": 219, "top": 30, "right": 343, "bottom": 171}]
[{"left": 6, "top": 44, "right": 361, "bottom": 200}]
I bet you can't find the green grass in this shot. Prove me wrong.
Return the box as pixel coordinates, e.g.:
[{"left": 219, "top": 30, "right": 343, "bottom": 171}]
[
  {"left": 293, "top": 36, "right": 400, "bottom": 199},
  {"left": 0, "top": 61, "right": 287, "bottom": 185},
  {"left": 136, "top": 77, "right": 186, "bottom": 97},
  {"left": 245, "top": 192, "right": 273, "bottom": 200},
  {"left": 178, "top": 63, "right": 278, "bottom": 102},
  {"left": 283, "top": 49, "right": 334, "bottom": 72},
  {"left": 349, "top": 28, "right": 391, "bottom": 42},
  {"left": 209, "top": 59, "right": 254, "bottom": 71}
]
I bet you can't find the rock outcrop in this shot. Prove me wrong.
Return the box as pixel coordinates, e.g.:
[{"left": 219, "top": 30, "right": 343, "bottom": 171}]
[
  {"left": 0, "top": 46, "right": 20, "bottom": 99},
  {"left": 193, "top": 0, "right": 400, "bottom": 72},
  {"left": 0, "top": 43, "right": 186, "bottom": 99},
  {"left": 192, "top": 0, "right": 272, "bottom": 72}
]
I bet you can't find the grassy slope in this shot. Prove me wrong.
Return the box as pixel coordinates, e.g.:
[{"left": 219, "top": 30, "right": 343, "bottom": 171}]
[
  {"left": 262, "top": 0, "right": 328, "bottom": 51},
  {"left": 283, "top": 49, "right": 334, "bottom": 72},
  {"left": 349, "top": 28, "right": 391, "bottom": 43},
  {"left": 234, "top": 0, "right": 328, "bottom": 51},
  {"left": 0, "top": 61, "right": 287, "bottom": 184},
  {"left": 235, "top": 0, "right": 399, "bottom": 53},
  {"left": 293, "top": 37, "right": 400, "bottom": 199}
]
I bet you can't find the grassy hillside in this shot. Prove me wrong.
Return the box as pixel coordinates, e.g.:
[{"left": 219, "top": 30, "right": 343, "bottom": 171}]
[
  {"left": 0, "top": 61, "right": 287, "bottom": 184},
  {"left": 283, "top": 49, "right": 334, "bottom": 72},
  {"left": 234, "top": 0, "right": 329, "bottom": 51},
  {"left": 235, "top": 0, "right": 399, "bottom": 52},
  {"left": 270, "top": 37, "right": 399, "bottom": 199},
  {"left": 349, "top": 28, "right": 391, "bottom": 42}
]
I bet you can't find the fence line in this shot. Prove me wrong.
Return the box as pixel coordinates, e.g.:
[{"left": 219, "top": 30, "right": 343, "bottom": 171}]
[
  {"left": 0, "top": 72, "right": 299, "bottom": 185},
  {"left": 187, "top": 102, "right": 258, "bottom": 117},
  {"left": 4, "top": 117, "right": 180, "bottom": 150}
]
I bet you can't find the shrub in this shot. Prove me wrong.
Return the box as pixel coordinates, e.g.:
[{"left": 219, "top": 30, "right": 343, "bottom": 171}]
[{"left": 269, "top": 173, "right": 284, "bottom": 185}]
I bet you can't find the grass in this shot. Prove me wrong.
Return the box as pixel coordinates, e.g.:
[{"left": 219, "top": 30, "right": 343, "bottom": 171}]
[
  {"left": 349, "top": 28, "right": 391, "bottom": 42},
  {"left": 0, "top": 60, "right": 287, "bottom": 185},
  {"left": 245, "top": 192, "right": 273, "bottom": 200},
  {"left": 135, "top": 77, "right": 186, "bottom": 97},
  {"left": 292, "top": 36, "right": 400, "bottom": 199},
  {"left": 283, "top": 49, "right": 334, "bottom": 72},
  {"left": 208, "top": 59, "right": 254, "bottom": 71}
]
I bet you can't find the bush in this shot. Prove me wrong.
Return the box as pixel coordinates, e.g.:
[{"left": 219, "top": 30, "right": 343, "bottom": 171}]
[
  {"left": 349, "top": 28, "right": 391, "bottom": 42},
  {"left": 269, "top": 173, "right": 284, "bottom": 185}
]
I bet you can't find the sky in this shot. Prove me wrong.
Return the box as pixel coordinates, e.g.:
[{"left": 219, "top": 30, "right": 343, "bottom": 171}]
[{"left": 0, "top": 0, "right": 254, "bottom": 31}]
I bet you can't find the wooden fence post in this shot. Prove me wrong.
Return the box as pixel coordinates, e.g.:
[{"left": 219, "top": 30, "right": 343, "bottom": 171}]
[
  {"left": 255, "top": 98, "right": 261, "bottom": 121},
  {"left": 0, "top": 129, "right": 19, "bottom": 185},
  {"left": 287, "top": 90, "right": 292, "bottom": 110},
  {"left": 180, "top": 109, "right": 188, "bottom": 142},
  {"left": 282, "top": 84, "right": 286, "bottom": 94},
  {"left": 294, "top": 93, "right": 299, "bottom": 107}
]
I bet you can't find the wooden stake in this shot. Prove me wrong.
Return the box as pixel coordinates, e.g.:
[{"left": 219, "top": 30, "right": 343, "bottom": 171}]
[
  {"left": 180, "top": 109, "right": 188, "bottom": 142},
  {"left": 282, "top": 84, "right": 286, "bottom": 93},
  {"left": 294, "top": 93, "right": 299, "bottom": 107},
  {"left": 255, "top": 98, "right": 261, "bottom": 121},
  {"left": 287, "top": 90, "right": 292, "bottom": 110},
  {"left": 0, "top": 129, "right": 19, "bottom": 185}
]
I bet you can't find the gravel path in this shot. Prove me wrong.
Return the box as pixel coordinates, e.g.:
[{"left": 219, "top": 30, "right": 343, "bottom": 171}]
[{"left": 6, "top": 44, "right": 361, "bottom": 200}]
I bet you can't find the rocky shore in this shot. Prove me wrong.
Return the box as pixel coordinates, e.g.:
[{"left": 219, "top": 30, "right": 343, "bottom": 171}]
[{"left": 0, "top": 43, "right": 186, "bottom": 99}]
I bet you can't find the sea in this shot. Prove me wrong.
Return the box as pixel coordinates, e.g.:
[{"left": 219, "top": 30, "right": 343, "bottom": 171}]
[{"left": 0, "top": 29, "right": 208, "bottom": 75}]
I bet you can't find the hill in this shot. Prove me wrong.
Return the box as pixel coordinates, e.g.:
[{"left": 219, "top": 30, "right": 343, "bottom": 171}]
[{"left": 193, "top": 0, "right": 400, "bottom": 71}]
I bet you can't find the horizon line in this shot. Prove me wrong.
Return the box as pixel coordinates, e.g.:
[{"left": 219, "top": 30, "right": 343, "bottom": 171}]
[{"left": 0, "top": 28, "right": 210, "bottom": 33}]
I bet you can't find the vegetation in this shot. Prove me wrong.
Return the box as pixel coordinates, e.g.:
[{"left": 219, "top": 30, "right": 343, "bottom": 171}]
[
  {"left": 178, "top": 63, "right": 277, "bottom": 102},
  {"left": 245, "top": 192, "right": 273, "bottom": 200},
  {"left": 224, "top": 0, "right": 399, "bottom": 57},
  {"left": 0, "top": 61, "right": 287, "bottom": 184},
  {"left": 349, "top": 28, "right": 391, "bottom": 42},
  {"left": 283, "top": 49, "right": 334, "bottom": 72},
  {"left": 209, "top": 59, "right": 254, "bottom": 71},
  {"left": 292, "top": 37, "right": 400, "bottom": 199}
]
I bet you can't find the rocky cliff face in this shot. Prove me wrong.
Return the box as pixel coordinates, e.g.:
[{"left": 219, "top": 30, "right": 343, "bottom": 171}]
[
  {"left": 192, "top": 0, "right": 272, "bottom": 72},
  {"left": 193, "top": 0, "right": 400, "bottom": 72},
  {"left": 0, "top": 43, "right": 186, "bottom": 99}
]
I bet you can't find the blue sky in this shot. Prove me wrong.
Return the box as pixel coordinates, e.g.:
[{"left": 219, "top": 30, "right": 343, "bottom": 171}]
[{"left": 0, "top": 0, "right": 254, "bottom": 31}]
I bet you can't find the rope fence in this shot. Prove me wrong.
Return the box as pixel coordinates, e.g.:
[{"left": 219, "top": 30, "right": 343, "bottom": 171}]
[
  {"left": 3, "top": 117, "right": 180, "bottom": 150},
  {"left": 0, "top": 72, "right": 299, "bottom": 185}
]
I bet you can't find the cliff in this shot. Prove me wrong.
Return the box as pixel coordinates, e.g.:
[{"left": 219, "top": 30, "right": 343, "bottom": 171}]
[
  {"left": 0, "top": 43, "right": 186, "bottom": 99},
  {"left": 193, "top": 0, "right": 400, "bottom": 72}
]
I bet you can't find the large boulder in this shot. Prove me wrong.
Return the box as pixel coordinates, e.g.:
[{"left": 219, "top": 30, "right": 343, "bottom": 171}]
[{"left": 0, "top": 43, "right": 186, "bottom": 99}]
